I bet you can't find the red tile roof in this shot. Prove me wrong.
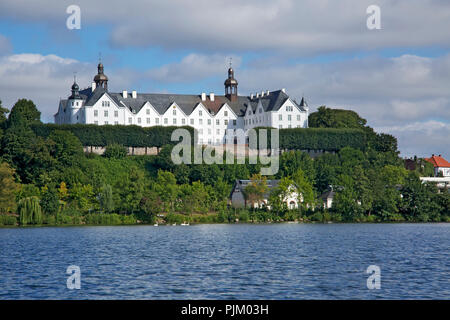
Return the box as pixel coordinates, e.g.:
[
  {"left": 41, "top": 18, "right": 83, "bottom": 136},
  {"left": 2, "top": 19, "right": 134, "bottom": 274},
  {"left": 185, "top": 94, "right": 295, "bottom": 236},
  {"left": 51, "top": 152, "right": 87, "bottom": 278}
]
[{"left": 424, "top": 155, "right": 450, "bottom": 168}]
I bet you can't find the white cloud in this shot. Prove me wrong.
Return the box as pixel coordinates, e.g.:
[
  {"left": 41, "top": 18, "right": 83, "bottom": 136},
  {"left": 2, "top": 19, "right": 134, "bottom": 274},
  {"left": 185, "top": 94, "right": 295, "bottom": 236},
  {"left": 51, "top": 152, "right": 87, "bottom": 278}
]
[
  {"left": 1, "top": 0, "right": 450, "bottom": 55},
  {"left": 0, "top": 53, "right": 133, "bottom": 122},
  {"left": 376, "top": 121, "right": 450, "bottom": 160},
  {"left": 147, "top": 54, "right": 241, "bottom": 83},
  {"left": 141, "top": 52, "right": 450, "bottom": 158}
]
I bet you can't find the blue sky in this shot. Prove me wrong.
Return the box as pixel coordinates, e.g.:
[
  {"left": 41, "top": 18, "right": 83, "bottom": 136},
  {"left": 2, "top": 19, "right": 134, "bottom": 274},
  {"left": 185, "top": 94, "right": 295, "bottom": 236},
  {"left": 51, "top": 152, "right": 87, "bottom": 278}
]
[{"left": 0, "top": 0, "right": 449, "bottom": 159}]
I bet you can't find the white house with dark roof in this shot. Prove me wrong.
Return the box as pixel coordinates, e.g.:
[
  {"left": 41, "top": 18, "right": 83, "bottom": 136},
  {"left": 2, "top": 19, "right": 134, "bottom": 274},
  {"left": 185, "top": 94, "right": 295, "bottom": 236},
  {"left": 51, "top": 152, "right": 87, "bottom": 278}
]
[
  {"left": 230, "top": 179, "right": 300, "bottom": 209},
  {"left": 55, "top": 62, "right": 309, "bottom": 145}
]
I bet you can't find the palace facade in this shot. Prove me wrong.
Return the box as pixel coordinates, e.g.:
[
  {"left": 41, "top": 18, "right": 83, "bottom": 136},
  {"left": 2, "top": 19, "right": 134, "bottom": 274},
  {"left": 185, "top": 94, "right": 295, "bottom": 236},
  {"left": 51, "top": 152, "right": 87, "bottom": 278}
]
[{"left": 54, "top": 62, "right": 309, "bottom": 145}]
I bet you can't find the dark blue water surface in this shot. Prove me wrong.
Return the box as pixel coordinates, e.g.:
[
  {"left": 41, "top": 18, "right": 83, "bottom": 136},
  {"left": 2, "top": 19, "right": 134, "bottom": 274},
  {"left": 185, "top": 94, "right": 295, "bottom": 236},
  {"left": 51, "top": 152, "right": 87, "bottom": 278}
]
[{"left": 0, "top": 223, "right": 448, "bottom": 299}]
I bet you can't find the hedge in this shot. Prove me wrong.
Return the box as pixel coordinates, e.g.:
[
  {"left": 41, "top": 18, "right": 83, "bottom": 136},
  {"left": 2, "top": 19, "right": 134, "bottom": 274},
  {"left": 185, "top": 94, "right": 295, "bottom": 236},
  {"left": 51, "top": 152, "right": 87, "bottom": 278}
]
[
  {"left": 31, "top": 124, "right": 195, "bottom": 148},
  {"left": 32, "top": 124, "right": 366, "bottom": 151},
  {"left": 254, "top": 127, "right": 367, "bottom": 151}
]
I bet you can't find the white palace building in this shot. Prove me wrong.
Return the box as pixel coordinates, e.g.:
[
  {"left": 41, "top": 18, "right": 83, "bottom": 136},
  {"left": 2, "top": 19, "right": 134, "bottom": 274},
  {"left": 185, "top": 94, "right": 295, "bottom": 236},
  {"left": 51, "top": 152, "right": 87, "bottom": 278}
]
[{"left": 55, "top": 62, "right": 309, "bottom": 145}]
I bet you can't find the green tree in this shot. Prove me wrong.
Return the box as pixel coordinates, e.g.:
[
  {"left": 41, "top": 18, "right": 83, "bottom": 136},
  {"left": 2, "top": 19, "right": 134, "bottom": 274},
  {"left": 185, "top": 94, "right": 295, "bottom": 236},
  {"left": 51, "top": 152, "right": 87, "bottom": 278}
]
[
  {"left": 104, "top": 144, "right": 128, "bottom": 159},
  {"left": 309, "top": 106, "right": 367, "bottom": 129},
  {"left": 278, "top": 151, "right": 315, "bottom": 182},
  {"left": 292, "top": 168, "right": 316, "bottom": 210},
  {"left": 40, "top": 186, "right": 60, "bottom": 215},
  {"left": 0, "top": 99, "right": 9, "bottom": 126},
  {"left": 47, "top": 130, "right": 84, "bottom": 167},
  {"left": 269, "top": 177, "right": 293, "bottom": 214},
  {"left": 18, "top": 196, "right": 43, "bottom": 225},
  {"left": 70, "top": 183, "right": 96, "bottom": 213},
  {"left": 1, "top": 125, "right": 55, "bottom": 184},
  {"left": 0, "top": 162, "right": 19, "bottom": 213},
  {"left": 153, "top": 170, "right": 178, "bottom": 212},
  {"left": 99, "top": 184, "right": 114, "bottom": 213},
  {"left": 7, "top": 99, "right": 41, "bottom": 128},
  {"left": 332, "top": 174, "right": 361, "bottom": 221}
]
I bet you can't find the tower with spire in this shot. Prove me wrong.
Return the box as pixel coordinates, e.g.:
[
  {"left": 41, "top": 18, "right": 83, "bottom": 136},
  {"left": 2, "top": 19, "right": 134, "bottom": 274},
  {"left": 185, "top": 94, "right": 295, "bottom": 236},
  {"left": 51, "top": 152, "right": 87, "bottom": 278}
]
[
  {"left": 224, "top": 59, "right": 238, "bottom": 102},
  {"left": 93, "top": 58, "right": 108, "bottom": 90},
  {"left": 68, "top": 74, "right": 84, "bottom": 123}
]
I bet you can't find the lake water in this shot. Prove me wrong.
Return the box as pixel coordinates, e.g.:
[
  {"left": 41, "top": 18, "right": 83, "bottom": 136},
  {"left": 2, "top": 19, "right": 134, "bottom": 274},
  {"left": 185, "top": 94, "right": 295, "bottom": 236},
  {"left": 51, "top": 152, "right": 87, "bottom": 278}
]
[{"left": 0, "top": 223, "right": 448, "bottom": 299}]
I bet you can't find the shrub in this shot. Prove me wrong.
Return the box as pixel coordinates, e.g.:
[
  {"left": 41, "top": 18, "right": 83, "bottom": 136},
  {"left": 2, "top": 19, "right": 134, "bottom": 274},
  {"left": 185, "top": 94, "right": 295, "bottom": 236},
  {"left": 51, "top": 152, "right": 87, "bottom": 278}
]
[
  {"left": 0, "top": 214, "right": 17, "bottom": 226},
  {"left": 104, "top": 144, "right": 128, "bottom": 159}
]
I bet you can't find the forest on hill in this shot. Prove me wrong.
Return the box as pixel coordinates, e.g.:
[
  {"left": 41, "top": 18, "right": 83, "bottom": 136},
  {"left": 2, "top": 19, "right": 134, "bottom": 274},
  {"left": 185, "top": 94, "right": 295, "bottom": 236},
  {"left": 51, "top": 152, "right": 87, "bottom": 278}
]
[{"left": 0, "top": 99, "right": 448, "bottom": 226}]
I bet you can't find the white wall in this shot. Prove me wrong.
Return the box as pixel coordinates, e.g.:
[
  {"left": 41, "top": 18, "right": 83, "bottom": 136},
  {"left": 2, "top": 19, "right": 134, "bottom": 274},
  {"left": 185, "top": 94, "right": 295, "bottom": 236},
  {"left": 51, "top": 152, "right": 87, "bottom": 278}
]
[{"left": 57, "top": 91, "right": 309, "bottom": 145}]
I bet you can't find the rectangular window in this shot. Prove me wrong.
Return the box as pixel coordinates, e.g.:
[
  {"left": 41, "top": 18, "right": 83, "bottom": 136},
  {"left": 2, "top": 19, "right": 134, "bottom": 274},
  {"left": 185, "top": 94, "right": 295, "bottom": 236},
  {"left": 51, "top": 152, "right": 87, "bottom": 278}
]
[
  {"left": 147, "top": 118, "right": 150, "bottom": 124},
  {"left": 279, "top": 125, "right": 282, "bottom": 129},
  {"left": 155, "top": 118, "right": 159, "bottom": 124},
  {"left": 233, "top": 120, "right": 236, "bottom": 126},
  {"left": 146, "top": 109, "right": 150, "bottom": 115},
  {"left": 297, "top": 115, "right": 301, "bottom": 121},
  {"left": 128, "top": 117, "right": 132, "bottom": 124},
  {"left": 216, "top": 119, "right": 220, "bottom": 125},
  {"left": 164, "top": 118, "right": 168, "bottom": 124},
  {"left": 288, "top": 115, "right": 292, "bottom": 121},
  {"left": 208, "top": 128, "right": 211, "bottom": 134},
  {"left": 199, "top": 119, "right": 203, "bottom": 125},
  {"left": 105, "top": 121, "right": 109, "bottom": 125},
  {"left": 138, "top": 118, "right": 141, "bottom": 124},
  {"left": 190, "top": 119, "right": 194, "bottom": 125},
  {"left": 114, "top": 110, "right": 118, "bottom": 117},
  {"left": 216, "top": 129, "right": 220, "bottom": 134},
  {"left": 104, "top": 110, "right": 108, "bottom": 117},
  {"left": 173, "top": 118, "right": 176, "bottom": 124},
  {"left": 94, "top": 110, "right": 98, "bottom": 117},
  {"left": 224, "top": 119, "right": 228, "bottom": 125},
  {"left": 199, "top": 110, "right": 203, "bottom": 116},
  {"left": 114, "top": 121, "right": 118, "bottom": 125},
  {"left": 224, "top": 111, "right": 228, "bottom": 116},
  {"left": 182, "top": 118, "right": 185, "bottom": 125},
  {"left": 279, "top": 114, "right": 282, "bottom": 121},
  {"left": 208, "top": 119, "right": 211, "bottom": 125},
  {"left": 173, "top": 109, "right": 176, "bottom": 115}
]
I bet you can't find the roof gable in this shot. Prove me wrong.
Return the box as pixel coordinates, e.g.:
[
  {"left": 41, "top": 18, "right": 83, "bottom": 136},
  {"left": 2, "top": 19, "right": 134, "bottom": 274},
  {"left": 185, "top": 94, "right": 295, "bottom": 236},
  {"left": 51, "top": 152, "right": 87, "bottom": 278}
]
[{"left": 425, "top": 155, "right": 450, "bottom": 168}]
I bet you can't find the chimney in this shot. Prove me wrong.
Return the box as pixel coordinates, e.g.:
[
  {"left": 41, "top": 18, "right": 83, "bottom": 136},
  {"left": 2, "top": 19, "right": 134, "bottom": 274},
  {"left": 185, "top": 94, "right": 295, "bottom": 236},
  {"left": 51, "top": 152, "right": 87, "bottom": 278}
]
[
  {"left": 91, "top": 82, "right": 96, "bottom": 92},
  {"left": 122, "top": 90, "right": 128, "bottom": 98},
  {"left": 261, "top": 91, "right": 265, "bottom": 97},
  {"left": 256, "top": 93, "right": 260, "bottom": 98},
  {"left": 266, "top": 90, "right": 270, "bottom": 95},
  {"left": 201, "top": 92, "right": 206, "bottom": 101},
  {"left": 281, "top": 88, "right": 286, "bottom": 93},
  {"left": 132, "top": 90, "right": 137, "bottom": 99},
  {"left": 209, "top": 93, "right": 215, "bottom": 101},
  {"left": 250, "top": 93, "right": 254, "bottom": 99}
]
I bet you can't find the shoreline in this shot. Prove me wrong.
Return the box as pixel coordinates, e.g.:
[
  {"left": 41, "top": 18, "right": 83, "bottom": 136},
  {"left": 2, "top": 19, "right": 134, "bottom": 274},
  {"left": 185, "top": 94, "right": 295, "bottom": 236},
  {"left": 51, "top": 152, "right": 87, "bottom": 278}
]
[{"left": 1, "top": 220, "right": 448, "bottom": 229}]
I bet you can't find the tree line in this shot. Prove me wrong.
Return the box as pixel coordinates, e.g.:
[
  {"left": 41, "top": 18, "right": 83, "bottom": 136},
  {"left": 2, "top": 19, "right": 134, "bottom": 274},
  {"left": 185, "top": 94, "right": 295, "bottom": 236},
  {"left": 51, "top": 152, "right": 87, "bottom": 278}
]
[{"left": 0, "top": 99, "right": 448, "bottom": 226}]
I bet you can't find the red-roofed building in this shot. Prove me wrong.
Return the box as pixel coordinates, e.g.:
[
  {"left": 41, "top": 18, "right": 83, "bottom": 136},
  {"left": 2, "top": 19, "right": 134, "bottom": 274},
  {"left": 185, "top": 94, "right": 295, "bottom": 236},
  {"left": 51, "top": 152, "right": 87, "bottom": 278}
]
[{"left": 424, "top": 154, "right": 450, "bottom": 177}]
